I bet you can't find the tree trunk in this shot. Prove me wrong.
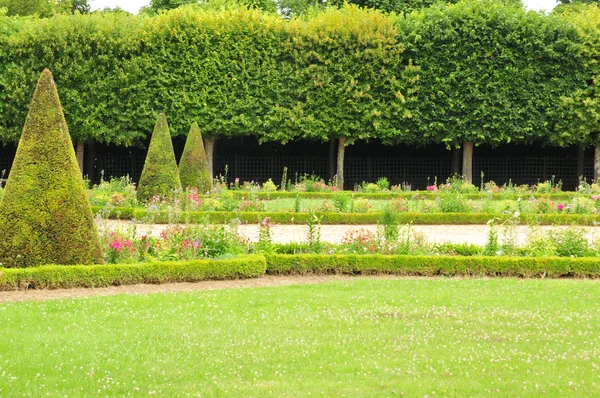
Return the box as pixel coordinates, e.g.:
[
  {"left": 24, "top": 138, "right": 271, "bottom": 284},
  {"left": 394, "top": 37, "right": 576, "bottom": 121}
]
[
  {"left": 595, "top": 144, "right": 600, "bottom": 184},
  {"left": 577, "top": 145, "right": 585, "bottom": 181},
  {"left": 337, "top": 137, "right": 346, "bottom": 191},
  {"left": 462, "top": 141, "right": 473, "bottom": 184},
  {"left": 75, "top": 141, "right": 84, "bottom": 176},
  {"left": 204, "top": 136, "right": 216, "bottom": 181},
  {"left": 328, "top": 138, "right": 336, "bottom": 182},
  {"left": 451, "top": 147, "right": 460, "bottom": 175}
]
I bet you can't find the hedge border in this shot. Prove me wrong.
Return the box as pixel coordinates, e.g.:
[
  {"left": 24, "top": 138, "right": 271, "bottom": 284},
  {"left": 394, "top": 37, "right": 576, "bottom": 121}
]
[
  {"left": 1, "top": 253, "right": 600, "bottom": 291},
  {"left": 91, "top": 207, "right": 600, "bottom": 225},
  {"left": 0, "top": 255, "right": 266, "bottom": 291},
  {"left": 227, "top": 191, "right": 576, "bottom": 201},
  {"left": 264, "top": 254, "right": 600, "bottom": 278}
]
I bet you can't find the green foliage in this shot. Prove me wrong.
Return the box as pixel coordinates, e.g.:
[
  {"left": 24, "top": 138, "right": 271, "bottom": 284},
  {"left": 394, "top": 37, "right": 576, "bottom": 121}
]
[
  {"left": 0, "top": 0, "right": 79, "bottom": 17},
  {"left": 0, "top": 5, "right": 592, "bottom": 149},
  {"left": 130, "top": 6, "right": 286, "bottom": 141},
  {"left": 555, "top": 5, "right": 600, "bottom": 146},
  {"left": 0, "top": 69, "right": 103, "bottom": 268},
  {"left": 399, "top": 0, "right": 585, "bottom": 147},
  {"left": 87, "top": 206, "right": 600, "bottom": 225},
  {"left": 179, "top": 122, "right": 211, "bottom": 193},
  {"left": 333, "top": 0, "right": 459, "bottom": 15},
  {"left": 0, "top": 255, "right": 266, "bottom": 290},
  {"left": 263, "top": 4, "right": 418, "bottom": 146},
  {"left": 264, "top": 254, "right": 600, "bottom": 278},
  {"left": 148, "top": 0, "right": 199, "bottom": 14},
  {"left": 137, "top": 113, "right": 182, "bottom": 203},
  {"left": 0, "top": 11, "right": 144, "bottom": 144}
]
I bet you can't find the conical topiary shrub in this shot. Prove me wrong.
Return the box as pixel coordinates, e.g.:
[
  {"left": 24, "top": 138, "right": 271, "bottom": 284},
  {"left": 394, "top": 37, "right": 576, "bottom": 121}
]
[
  {"left": 0, "top": 69, "right": 103, "bottom": 268},
  {"left": 179, "top": 121, "right": 212, "bottom": 193},
  {"left": 137, "top": 113, "right": 182, "bottom": 202}
]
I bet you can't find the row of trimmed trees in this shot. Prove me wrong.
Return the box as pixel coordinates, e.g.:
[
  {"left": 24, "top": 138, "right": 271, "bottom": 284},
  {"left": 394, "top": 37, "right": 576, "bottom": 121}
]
[
  {"left": 1, "top": 2, "right": 599, "bottom": 186},
  {"left": 0, "top": 69, "right": 212, "bottom": 268},
  {"left": 138, "top": 114, "right": 212, "bottom": 202}
]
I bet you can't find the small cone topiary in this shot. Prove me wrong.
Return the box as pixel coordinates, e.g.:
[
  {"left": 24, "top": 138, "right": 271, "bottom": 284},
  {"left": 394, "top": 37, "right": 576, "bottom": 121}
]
[
  {"left": 179, "top": 121, "right": 212, "bottom": 194},
  {"left": 137, "top": 113, "right": 182, "bottom": 202},
  {"left": 0, "top": 69, "right": 103, "bottom": 268}
]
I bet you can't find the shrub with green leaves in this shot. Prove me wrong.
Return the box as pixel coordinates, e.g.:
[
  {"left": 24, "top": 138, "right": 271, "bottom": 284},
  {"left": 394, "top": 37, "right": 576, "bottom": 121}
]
[
  {"left": 0, "top": 69, "right": 103, "bottom": 268},
  {"left": 179, "top": 121, "right": 211, "bottom": 193},
  {"left": 137, "top": 113, "right": 182, "bottom": 203}
]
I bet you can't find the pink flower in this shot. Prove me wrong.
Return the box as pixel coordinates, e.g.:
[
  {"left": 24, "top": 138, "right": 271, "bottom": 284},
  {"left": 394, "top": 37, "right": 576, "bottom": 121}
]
[
  {"left": 331, "top": 186, "right": 337, "bottom": 192},
  {"left": 592, "top": 195, "right": 600, "bottom": 201},
  {"left": 557, "top": 203, "right": 565, "bottom": 211},
  {"left": 426, "top": 185, "right": 438, "bottom": 192}
]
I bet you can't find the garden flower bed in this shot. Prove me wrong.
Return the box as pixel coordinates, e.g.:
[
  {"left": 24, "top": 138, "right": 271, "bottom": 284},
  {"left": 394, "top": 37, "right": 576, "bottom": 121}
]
[{"left": 86, "top": 176, "right": 600, "bottom": 225}]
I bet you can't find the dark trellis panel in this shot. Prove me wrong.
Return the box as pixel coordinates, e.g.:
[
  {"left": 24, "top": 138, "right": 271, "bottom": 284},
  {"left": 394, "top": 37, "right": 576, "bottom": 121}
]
[
  {"left": 0, "top": 140, "right": 593, "bottom": 191},
  {"left": 214, "top": 156, "right": 329, "bottom": 188}
]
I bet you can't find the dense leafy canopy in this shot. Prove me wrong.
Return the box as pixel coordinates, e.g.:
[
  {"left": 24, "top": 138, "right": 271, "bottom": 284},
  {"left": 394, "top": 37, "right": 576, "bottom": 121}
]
[
  {"left": 0, "top": 2, "right": 595, "bottom": 150},
  {"left": 0, "top": 0, "right": 89, "bottom": 17},
  {"left": 555, "top": 4, "right": 600, "bottom": 145},
  {"left": 398, "top": 0, "right": 584, "bottom": 147}
]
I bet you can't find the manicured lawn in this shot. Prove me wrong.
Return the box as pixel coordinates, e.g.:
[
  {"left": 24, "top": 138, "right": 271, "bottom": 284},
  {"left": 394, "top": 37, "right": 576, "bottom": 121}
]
[{"left": 1, "top": 278, "right": 599, "bottom": 396}]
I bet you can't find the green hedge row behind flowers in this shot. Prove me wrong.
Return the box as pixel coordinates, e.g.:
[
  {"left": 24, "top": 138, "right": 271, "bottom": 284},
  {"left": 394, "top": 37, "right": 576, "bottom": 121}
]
[{"left": 92, "top": 207, "right": 600, "bottom": 225}]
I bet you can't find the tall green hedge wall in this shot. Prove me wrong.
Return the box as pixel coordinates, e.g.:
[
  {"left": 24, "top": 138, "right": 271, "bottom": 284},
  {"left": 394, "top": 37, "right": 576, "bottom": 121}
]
[{"left": 0, "top": 2, "right": 596, "bottom": 147}]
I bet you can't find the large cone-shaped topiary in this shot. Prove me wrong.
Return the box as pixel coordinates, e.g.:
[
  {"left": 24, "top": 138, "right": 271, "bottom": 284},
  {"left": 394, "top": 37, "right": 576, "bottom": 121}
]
[
  {"left": 0, "top": 69, "right": 104, "bottom": 268},
  {"left": 137, "top": 113, "right": 182, "bottom": 202},
  {"left": 179, "top": 122, "right": 212, "bottom": 193}
]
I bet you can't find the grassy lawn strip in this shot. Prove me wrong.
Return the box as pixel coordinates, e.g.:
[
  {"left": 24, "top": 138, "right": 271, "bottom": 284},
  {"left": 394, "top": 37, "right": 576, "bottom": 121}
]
[
  {"left": 0, "top": 255, "right": 266, "bottom": 290},
  {"left": 2, "top": 254, "right": 600, "bottom": 291},
  {"left": 91, "top": 206, "right": 600, "bottom": 225},
  {"left": 0, "top": 278, "right": 598, "bottom": 396}
]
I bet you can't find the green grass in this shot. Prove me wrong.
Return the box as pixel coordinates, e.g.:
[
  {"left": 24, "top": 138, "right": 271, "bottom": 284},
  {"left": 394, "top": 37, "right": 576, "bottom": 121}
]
[{"left": 1, "top": 278, "right": 599, "bottom": 396}]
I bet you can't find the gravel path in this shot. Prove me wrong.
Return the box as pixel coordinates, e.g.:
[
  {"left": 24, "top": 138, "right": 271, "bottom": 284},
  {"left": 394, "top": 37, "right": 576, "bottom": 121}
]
[
  {"left": 0, "top": 275, "right": 410, "bottom": 302},
  {"left": 99, "top": 220, "right": 600, "bottom": 246}
]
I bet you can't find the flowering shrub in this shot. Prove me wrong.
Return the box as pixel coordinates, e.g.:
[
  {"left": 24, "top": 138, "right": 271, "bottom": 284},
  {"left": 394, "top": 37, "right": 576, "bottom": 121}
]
[
  {"left": 567, "top": 197, "right": 595, "bottom": 214},
  {"left": 362, "top": 183, "right": 381, "bottom": 193},
  {"left": 101, "top": 224, "right": 248, "bottom": 263},
  {"left": 389, "top": 198, "right": 408, "bottom": 212},
  {"left": 483, "top": 181, "right": 503, "bottom": 193},
  {"left": 340, "top": 229, "right": 377, "bottom": 253},
  {"left": 103, "top": 230, "right": 137, "bottom": 264},
  {"left": 88, "top": 175, "right": 137, "bottom": 207},
  {"left": 316, "top": 200, "right": 336, "bottom": 212},
  {"left": 237, "top": 200, "right": 265, "bottom": 212},
  {"left": 353, "top": 198, "right": 372, "bottom": 213},
  {"left": 255, "top": 217, "right": 273, "bottom": 253},
  {"left": 262, "top": 178, "right": 277, "bottom": 192},
  {"left": 532, "top": 197, "right": 555, "bottom": 214},
  {"left": 535, "top": 179, "right": 561, "bottom": 194}
]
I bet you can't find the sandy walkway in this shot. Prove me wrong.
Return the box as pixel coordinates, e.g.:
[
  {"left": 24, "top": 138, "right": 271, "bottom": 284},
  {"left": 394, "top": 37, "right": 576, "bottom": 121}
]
[
  {"left": 99, "top": 220, "right": 600, "bottom": 246},
  {"left": 0, "top": 275, "right": 408, "bottom": 303}
]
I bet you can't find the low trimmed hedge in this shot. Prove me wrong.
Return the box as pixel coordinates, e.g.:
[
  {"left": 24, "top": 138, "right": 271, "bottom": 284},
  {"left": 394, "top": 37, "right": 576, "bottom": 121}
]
[
  {"left": 228, "top": 191, "right": 574, "bottom": 201},
  {"left": 1, "top": 254, "right": 600, "bottom": 291},
  {"left": 264, "top": 254, "right": 600, "bottom": 278},
  {"left": 90, "top": 207, "right": 600, "bottom": 225},
  {"left": 0, "top": 255, "right": 266, "bottom": 291}
]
